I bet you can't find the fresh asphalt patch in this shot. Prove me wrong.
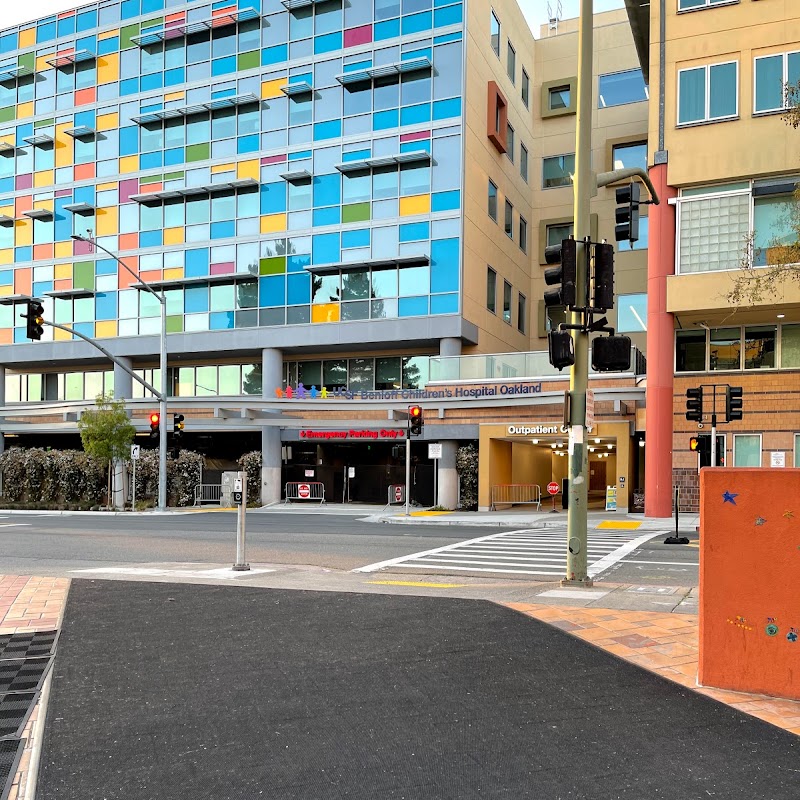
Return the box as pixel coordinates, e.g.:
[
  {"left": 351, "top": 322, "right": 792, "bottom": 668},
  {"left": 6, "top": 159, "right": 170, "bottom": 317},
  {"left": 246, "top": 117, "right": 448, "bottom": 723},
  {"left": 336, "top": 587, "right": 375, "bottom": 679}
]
[{"left": 38, "top": 580, "right": 798, "bottom": 800}]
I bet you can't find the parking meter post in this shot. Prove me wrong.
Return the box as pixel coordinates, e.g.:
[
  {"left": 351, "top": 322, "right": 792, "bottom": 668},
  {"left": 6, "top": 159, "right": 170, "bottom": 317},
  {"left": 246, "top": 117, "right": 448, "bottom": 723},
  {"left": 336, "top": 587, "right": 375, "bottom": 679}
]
[{"left": 233, "top": 471, "right": 250, "bottom": 571}]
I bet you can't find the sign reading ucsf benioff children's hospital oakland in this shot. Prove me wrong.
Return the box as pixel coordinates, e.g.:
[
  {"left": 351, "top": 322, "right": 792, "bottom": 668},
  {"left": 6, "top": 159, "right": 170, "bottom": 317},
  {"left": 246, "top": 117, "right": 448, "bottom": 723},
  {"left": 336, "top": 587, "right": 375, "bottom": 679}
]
[{"left": 274, "top": 382, "right": 544, "bottom": 400}]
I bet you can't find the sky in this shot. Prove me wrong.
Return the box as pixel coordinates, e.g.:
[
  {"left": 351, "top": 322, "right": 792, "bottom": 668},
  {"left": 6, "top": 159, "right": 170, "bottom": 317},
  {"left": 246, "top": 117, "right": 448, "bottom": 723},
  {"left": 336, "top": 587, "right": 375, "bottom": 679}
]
[{"left": 4, "top": 0, "right": 626, "bottom": 37}]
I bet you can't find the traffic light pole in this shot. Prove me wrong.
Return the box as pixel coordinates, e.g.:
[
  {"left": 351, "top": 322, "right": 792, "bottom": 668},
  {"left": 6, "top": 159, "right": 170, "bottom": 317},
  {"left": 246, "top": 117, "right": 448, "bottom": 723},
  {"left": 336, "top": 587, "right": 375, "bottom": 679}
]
[{"left": 405, "top": 426, "right": 411, "bottom": 517}]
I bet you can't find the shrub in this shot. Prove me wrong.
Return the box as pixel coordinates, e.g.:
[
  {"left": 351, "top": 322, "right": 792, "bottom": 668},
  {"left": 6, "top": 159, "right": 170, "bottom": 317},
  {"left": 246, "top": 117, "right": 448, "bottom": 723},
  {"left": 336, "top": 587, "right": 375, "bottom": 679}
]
[
  {"left": 238, "top": 451, "right": 262, "bottom": 505},
  {"left": 456, "top": 443, "right": 479, "bottom": 511}
]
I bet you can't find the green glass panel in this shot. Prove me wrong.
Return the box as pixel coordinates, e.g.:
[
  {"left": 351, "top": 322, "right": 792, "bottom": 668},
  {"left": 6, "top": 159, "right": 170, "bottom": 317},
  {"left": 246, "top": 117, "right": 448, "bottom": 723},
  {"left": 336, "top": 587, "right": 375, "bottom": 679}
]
[
  {"left": 238, "top": 51, "right": 259, "bottom": 71},
  {"left": 0, "top": 108, "right": 15, "bottom": 124},
  {"left": 120, "top": 24, "right": 140, "bottom": 50},
  {"left": 140, "top": 174, "right": 164, "bottom": 185},
  {"left": 166, "top": 315, "right": 183, "bottom": 333},
  {"left": 260, "top": 256, "right": 286, "bottom": 275},
  {"left": 163, "top": 171, "right": 185, "bottom": 181},
  {"left": 186, "top": 143, "right": 210, "bottom": 162},
  {"left": 34, "top": 118, "right": 55, "bottom": 128},
  {"left": 143, "top": 16, "right": 164, "bottom": 27},
  {"left": 341, "top": 202, "right": 370, "bottom": 223},
  {"left": 17, "top": 52, "right": 34, "bottom": 71},
  {"left": 73, "top": 261, "right": 94, "bottom": 291}
]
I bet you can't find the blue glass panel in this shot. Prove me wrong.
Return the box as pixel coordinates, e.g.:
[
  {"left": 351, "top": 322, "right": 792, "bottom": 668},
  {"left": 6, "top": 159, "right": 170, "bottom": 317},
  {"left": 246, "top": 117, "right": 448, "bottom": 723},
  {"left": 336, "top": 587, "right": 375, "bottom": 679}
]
[
  {"left": 432, "top": 97, "right": 461, "bottom": 120},
  {"left": 262, "top": 44, "right": 289, "bottom": 66},
  {"left": 374, "top": 19, "right": 401, "bottom": 40},
  {"left": 430, "top": 293, "right": 458, "bottom": 314},
  {"left": 398, "top": 296, "right": 428, "bottom": 317},
  {"left": 314, "top": 32, "right": 342, "bottom": 54},
  {"left": 434, "top": 3, "right": 462, "bottom": 26},
  {"left": 141, "top": 72, "right": 164, "bottom": 92},
  {"left": 342, "top": 228, "right": 370, "bottom": 248},
  {"left": 95, "top": 292, "right": 117, "bottom": 321},
  {"left": 313, "top": 119, "right": 342, "bottom": 140},
  {"left": 96, "top": 259, "right": 117, "bottom": 275},
  {"left": 237, "top": 135, "right": 260, "bottom": 154},
  {"left": 431, "top": 190, "right": 460, "bottom": 212},
  {"left": 399, "top": 221, "right": 429, "bottom": 242},
  {"left": 140, "top": 230, "right": 163, "bottom": 248},
  {"left": 57, "top": 17, "right": 76, "bottom": 37},
  {"left": 121, "top": 0, "right": 141, "bottom": 20},
  {"left": 0, "top": 178, "right": 12, "bottom": 195},
  {"left": 185, "top": 248, "right": 210, "bottom": 277},
  {"left": 98, "top": 36, "right": 121, "bottom": 55},
  {"left": 37, "top": 19, "right": 57, "bottom": 44},
  {"left": 74, "top": 185, "right": 95, "bottom": 205},
  {"left": 313, "top": 207, "right": 339, "bottom": 226},
  {"left": 142, "top": 0, "right": 165, "bottom": 12},
  {"left": 287, "top": 254, "right": 311, "bottom": 272},
  {"left": 260, "top": 182, "right": 287, "bottom": 214},
  {"left": 164, "top": 148, "right": 184, "bottom": 166},
  {"left": 140, "top": 151, "right": 163, "bottom": 169},
  {"left": 74, "top": 110, "right": 95, "bottom": 128},
  {"left": 259, "top": 275, "right": 286, "bottom": 307},
  {"left": 400, "top": 140, "right": 430, "bottom": 153},
  {"left": 313, "top": 173, "right": 341, "bottom": 207},
  {"left": 76, "top": 9, "right": 98, "bottom": 32},
  {"left": 14, "top": 329, "right": 30, "bottom": 343},
  {"left": 120, "top": 78, "right": 140, "bottom": 96},
  {"left": 400, "top": 103, "right": 431, "bottom": 126},
  {"left": 164, "top": 67, "right": 185, "bottom": 86},
  {"left": 344, "top": 60, "right": 372, "bottom": 72},
  {"left": 312, "top": 232, "right": 341, "bottom": 265},
  {"left": 16, "top": 124, "right": 33, "bottom": 146},
  {"left": 185, "top": 285, "right": 209, "bottom": 313},
  {"left": 343, "top": 149, "right": 371, "bottom": 162},
  {"left": 15, "top": 247, "right": 31, "bottom": 262},
  {"left": 211, "top": 221, "right": 235, "bottom": 239},
  {"left": 287, "top": 272, "right": 311, "bottom": 304},
  {"left": 289, "top": 149, "right": 312, "bottom": 161},
  {"left": 54, "top": 203, "right": 72, "bottom": 242},
  {"left": 210, "top": 311, "right": 235, "bottom": 329},
  {"left": 373, "top": 109, "right": 399, "bottom": 130},
  {"left": 403, "top": 47, "right": 432, "bottom": 61},
  {"left": 76, "top": 35, "right": 97, "bottom": 52},
  {"left": 434, "top": 31, "right": 462, "bottom": 44},
  {"left": 119, "top": 127, "right": 140, "bottom": 157},
  {"left": 212, "top": 56, "right": 237, "bottom": 77},
  {"left": 0, "top": 271, "right": 11, "bottom": 285},
  {"left": 0, "top": 35, "right": 18, "bottom": 55},
  {"left": 33, "top": 281, "right": 53, "bottom": 297},
  {"left": 430, "top": 237, "right": 459, "bottom": 293},
  {"left": 403, "top": 11, "right": 432, "bottom": 34},
  {"left": 74, "top": 322, "right": 95, "bottom": 338}
]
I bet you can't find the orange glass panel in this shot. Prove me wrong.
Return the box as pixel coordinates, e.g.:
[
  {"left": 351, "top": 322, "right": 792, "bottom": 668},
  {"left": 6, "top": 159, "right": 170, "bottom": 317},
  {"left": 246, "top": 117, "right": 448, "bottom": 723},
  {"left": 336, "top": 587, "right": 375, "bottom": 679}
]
[
  {"left": 14, "top": 268, "right": 31, "bottom": 295},
  {"left": 74, "top": 163, "right": 95, "bottom": 181},
  {"left": 118, "top": 233, "right": 138, "bottom": 251},
  {"left": 0, "top": 329, "right": 12, "bottom": 344},
  {"left": 33, "top": 244, "right": 54, "bottom": 260},
  {"left": 54, "top": 278, "right": 72, "bottom": 291},
  {"left": 74, "top": 87, "right": 96, "bottom": 106}
]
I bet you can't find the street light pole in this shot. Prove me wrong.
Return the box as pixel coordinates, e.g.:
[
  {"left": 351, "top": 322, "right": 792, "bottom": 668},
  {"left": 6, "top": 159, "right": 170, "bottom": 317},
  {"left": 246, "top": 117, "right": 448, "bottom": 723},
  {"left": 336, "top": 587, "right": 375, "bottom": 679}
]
[{"left": 71, "top": 233, "right": 168, "bottom": 511}]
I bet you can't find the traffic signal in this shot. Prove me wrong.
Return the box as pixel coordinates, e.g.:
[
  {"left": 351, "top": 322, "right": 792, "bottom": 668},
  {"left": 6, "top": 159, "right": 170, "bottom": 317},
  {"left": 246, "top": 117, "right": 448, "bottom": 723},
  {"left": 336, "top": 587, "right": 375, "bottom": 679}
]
[
  {"left": 591, "top": 334, "right": 632, "bottom": 372},
  {"left": 24, "top": 299, "right": 44, "bottom": 341},
  {"left": 173, "top": 414, "right": 185, "bottom": 437},
  {"left": 725, "top": 386, "right": 743, "bottom": 422},
  {"left": 149, "top": 412, "right": 160, "bottom": 440},
  {"left": 543, "top": 237, "right": 578, "bottom": 309},
  {"left": 685, "top": 387, "right": 703, "bottom": 422},
  {"left": 408, "top": 405, "right": 423, "bottom": 436},
  {"left": 690, "top": 435, "right": 724, "bottom": 467},
  {"left": 548, "top": 329, "right": 575, "bottom": 370},
  {"left": 592, "top": 243, "right": 615, "bottom": 311},
  {"left": 615, "top": 182, "right": 641, "bottom": 244}
]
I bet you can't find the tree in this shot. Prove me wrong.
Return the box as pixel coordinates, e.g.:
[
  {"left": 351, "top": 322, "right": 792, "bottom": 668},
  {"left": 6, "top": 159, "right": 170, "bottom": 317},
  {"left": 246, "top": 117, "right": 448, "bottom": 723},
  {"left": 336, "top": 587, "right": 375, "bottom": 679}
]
[{"left": 77, "top": 395, "right": 136, "bottom": 508}]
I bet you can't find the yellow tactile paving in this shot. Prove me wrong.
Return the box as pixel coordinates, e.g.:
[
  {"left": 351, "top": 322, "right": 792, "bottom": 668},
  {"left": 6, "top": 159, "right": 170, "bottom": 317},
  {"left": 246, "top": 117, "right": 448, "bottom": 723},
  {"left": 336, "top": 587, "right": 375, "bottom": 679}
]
[{"left": 504, "top": 601, "right": 800, "bottom": 737}]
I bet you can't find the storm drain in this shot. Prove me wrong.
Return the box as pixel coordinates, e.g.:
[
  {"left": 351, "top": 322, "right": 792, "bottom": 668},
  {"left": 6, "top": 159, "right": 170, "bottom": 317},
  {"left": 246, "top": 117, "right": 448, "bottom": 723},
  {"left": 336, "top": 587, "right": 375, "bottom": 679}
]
[
  {"left": 0, "top": 738, "right": 25, "bottom": 800},
  {"left": 0, "top": 631, "right": 58, "bottom": 661},
  {"left": 0, "top": 693, "right": 38, "bottom": 740},
  {"left": 0, "top": 659, "right": 52, "bottom": 695}
]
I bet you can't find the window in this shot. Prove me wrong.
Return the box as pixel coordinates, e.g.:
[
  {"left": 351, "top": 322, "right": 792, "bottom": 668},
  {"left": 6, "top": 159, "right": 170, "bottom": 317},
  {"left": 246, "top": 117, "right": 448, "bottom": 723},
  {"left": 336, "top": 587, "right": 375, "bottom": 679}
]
[
  {"left": 679, "top": 0, "right": 740, "bottom": 9},
  {"left": 488, "top": 179, "right": 498, "bottom": 220},
  {"left": 743, "top": 326, "right": 776, "bottom": 369},
  {"left": 487, "top": 266, "right": 497, "bottom": 312},
  {"left": 612, "top": 141, "right": 647, "bottom": 172},
  {"left": 507, "top": 41, "right": 516, "bottom": 84},
  {"left": 709, "top": 327, "right": 741, "bottom": 370},
  {"left": 678, "top": 61, "right": 738, "bottom": 124},
  {"left": 520, "top": 143, "right": 528, "bottom": 182},
  {"left": 490, "top": 10, "right": 500, "bottom": 57},
  {"left": 506, "top": 123, "right": 514, "bottom": 162},
  {"left": 549, "top": 85, "right": 570, "bottom": 110},
  {"left": 733, "top": 434, "right": 761, "bottom": 467},
  {"left": 547, "top": 222, "right": 573, "bottom": 247},
  {"left": 755, "top": 52, "right": 800, "bottom": 114},
  {"left": 543, "top": 153, "right": 574, "bottom": 189},
  {"left": 522, "top": 68, "right": 530, "bottom": 107},
  {"left": 675, "top": 330, "right": 706, "bottom": 372},
  {"left": 782, "top": 325, "right": 800, "bottom": 368},
  {"left": 598, "top": 69, "right": 648, "bottom": 108},
  {"left": 753, "top": 190, "right": 797, "bottom": 266},
  {"left": 617, "top": 294, "right": 647, "bottom": 333},
  {"left": 519, "top": 216, "right": 528, "bottom": 253},
  {"left": 503, "top": 280, "right": 512, "bottom": 324},
  {"left": 617, "top": 216, "right": 649, "bottom": 251},
  {"left": 795, "top": 434, "right": 800, "bottom": 467},
  {"left": 504, "top": 199, "right": 513, "bottom": 238},
  {"left": 517, "top": 293, "right": 526, "bottom": 333}
]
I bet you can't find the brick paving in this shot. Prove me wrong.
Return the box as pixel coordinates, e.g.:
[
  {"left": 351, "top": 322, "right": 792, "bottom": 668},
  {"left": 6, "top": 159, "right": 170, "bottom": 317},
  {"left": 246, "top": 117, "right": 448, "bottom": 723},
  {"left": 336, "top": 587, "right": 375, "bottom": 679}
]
[
  {"left": 504, "top": 602, "right": 800, "bottom": 737},
  {"left": 0, "top": 576, "right": 69, "bottom": 800}
]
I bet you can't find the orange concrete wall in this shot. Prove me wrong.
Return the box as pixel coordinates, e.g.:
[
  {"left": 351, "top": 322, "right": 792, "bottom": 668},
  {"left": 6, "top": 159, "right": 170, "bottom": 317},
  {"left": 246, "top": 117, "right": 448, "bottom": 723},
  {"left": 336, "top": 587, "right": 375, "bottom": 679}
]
[{"left": 699, "top": 468, "right": 800, "bottom": 700}]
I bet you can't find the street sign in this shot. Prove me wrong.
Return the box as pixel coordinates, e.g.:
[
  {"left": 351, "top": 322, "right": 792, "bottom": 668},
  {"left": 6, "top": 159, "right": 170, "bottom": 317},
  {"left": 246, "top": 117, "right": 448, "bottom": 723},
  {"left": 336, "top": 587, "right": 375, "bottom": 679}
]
[
  {"left": 428, "top": 443, "right": 442, "bottom": 459},
  {"left": 233, "top": 490, "right": 243, "bottom": 504},
  {"left": 130, "top": 444, "right": 141, "bottom": 460},
  {"left": 395, "top": 485, "right": 404, "bottom": 502},
  {"left": 348, "top": 466, "right": 355, "bottom": 478},
  {"left": 771, "top": 451, "right": 786, "bottom": 468},
  {"left": 547, "top": 482, "right": 560, "bottom": 496},
  {"left": 298, "top": 483, "right": 311, "bottom": 499},
  {"left": 605, "top": 486, "right": 617, "bottom": 512},
  {"left": 585, "top": 389, "right": 595, "bottom": 428},
  {"left": 234, "top": 478, "right": 243, "bottom": 492}
]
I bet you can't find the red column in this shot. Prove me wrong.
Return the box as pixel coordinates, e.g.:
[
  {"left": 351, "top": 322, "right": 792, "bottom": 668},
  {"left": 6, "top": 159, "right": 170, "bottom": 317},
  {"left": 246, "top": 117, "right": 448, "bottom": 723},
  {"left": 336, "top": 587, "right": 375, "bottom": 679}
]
[{"left": 645, "top": 164, "right": 678, "bottom": 518}]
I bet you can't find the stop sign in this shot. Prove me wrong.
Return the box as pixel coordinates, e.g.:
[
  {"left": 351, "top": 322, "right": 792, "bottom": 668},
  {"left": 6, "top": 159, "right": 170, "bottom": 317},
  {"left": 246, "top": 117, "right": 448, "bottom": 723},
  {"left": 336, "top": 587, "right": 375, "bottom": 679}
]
[
  {"left": 547, "top": 482, "right": 560, "bottom": 496},
  {"left": 298, "top": 483, "right": 311, "bottom": 499}
]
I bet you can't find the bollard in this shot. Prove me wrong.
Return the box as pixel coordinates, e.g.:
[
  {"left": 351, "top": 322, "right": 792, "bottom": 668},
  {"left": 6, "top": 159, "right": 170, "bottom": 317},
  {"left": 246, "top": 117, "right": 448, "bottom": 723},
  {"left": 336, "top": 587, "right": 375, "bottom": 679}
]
[{"left": 232, "top": 471, "right": 250, "bottom": 571}]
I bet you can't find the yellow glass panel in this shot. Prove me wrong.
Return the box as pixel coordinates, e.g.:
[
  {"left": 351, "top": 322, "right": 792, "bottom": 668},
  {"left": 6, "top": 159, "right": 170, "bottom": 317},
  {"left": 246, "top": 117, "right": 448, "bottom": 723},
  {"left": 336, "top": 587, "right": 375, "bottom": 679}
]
[
  {"left": 99, "top": 28, "right": 119, "bottom": 40},
  {"left": 33, "top": 200, "right": 53, "bottom": 211},
  {"left": 311, "top": 303, "right": 340, "bottom": 323},
  {"left": 34, "top": 170, "right": 54, "bottom": 188},
  {"left": 164, "top": 91, "right": 184, "bottom": 102},
  {"left": 55, "top": 241, "right": 72, "bottom": 258},
  {"left": 399, "top": 194, "right": 431, "bottom": 216},
  {"left": 19, "top": 27, "right": 35, "bottom": 49},
  {"left": 95, "top": 321, "right": 117, "bottom": 338},
  {"left": 54, "top": 327, "right": 71, "bottom": 341},
  {"left": 164, "top": 267, "right": 184, "bottom": 280},
  {"left": 17, "top": 102, "right": 33, "bottom": 119},
  {"left": 36, "top": 55, "right": 52, "bottom": 72},
  {"left": 260, "top": 213, "right": 287, "bottom": 234},
  {"left": 97, "top": 53, "right": 119, "bottom": 84},
  {"left": 237, "top": 160, "right": 259, "bottom": 182},
  {"left": 261, "top": 79, "right": 285, "bottom": 100},
  {"left": 0, "top": 285, "right": 11, "bottom": 297},
  {"left": 96, "top": 182, "right": 116, "bottom": 191},
  {"left": 163, "top": 228, "right": 183, "bottom": 246},
  {"left": 211, "top": 162, "right": 234, "bottom": 174},
  {"left": 14, "top": 219, "right": 31, "bottom": 247},
  {"left": 0, "top": 136, "right": 12, "bottom": 149},
  {"left": 97, "top": 113, "right": 119, "bottom": 131},
  {"left": 0, "top": 206, "right": 12, "bottom": 218},
  {"left": 95, "top": 207, "right": 118, "bottom": 236},
  {"left": 55, "top": 122, "right": 74, "bottom": 168},
  {"left": 54, "top": 263, "right": 72, "bottom": 279},
  {"left": 119, "top": 155, "right": 138, "bottom": 173},
  {"left": 0, "top": 250, "right": 12, "bottom": 265}
]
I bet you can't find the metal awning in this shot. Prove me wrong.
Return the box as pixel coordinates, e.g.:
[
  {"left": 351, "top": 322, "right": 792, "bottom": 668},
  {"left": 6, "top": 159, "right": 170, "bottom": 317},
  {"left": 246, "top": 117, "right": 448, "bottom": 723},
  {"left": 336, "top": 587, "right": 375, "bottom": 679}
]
[
  {"left": 279, "top": 168, "right": 311, "bottom": 182},
  {"left": 0, "top": 141, "right": 15, "bottom": 154},
  {"left": 129, "top": 178, "right": 258, "bottom": 204},
  {"left": 46, "top": 288, "right": 95, "bottom": 299},
  {"left": 63, "top": 202, "right": 95, "bottom": 214},
  {"left": 0, "top": 65, "right": 34, "bottom": 83},
  {"left": 130, "top": 8, "right": 260, "bottom": 46},
  {"left": 131, "top": 272, "right": 257, "bottom": 290},
  {"left": 131, "top": 92, "right": 259, "bottom": 124},
  {"left": 281, "top": 0, "right": 317, "bottom": 9},
  {"left": 336, "top": 57, "right": 431, "bottom": 86},
  {"left": 64, "top": 126, "right": 96, "bottom": 139},
  {"left": 46, "top": 49, "right": 96, "bottom": 69},
  {"left": 0, "top": 214, "right": 14, "bottom": 224},
  {"left": 280, "top": 81, "right": 313, "bottom": 96},
  {"left": 306, "top": 253, "right": 429, "bottom": 275},
  {"left": 0, "top": 294, "right": 35, "bottom": 305},
  {"left": 335, "top": 149, "right": 431, "bottom": 173},
  {"left": 22, "top": 133, "right": 54, "bottom": 146},
  {"left": 23, "top": 208, "right": 54, "bottom": 220}
]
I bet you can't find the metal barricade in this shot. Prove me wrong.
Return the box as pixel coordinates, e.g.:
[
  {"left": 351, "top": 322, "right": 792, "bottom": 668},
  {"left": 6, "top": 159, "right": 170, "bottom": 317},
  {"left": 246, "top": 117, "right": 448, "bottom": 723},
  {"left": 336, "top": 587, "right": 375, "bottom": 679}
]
[
  {"left": 285, "top": 481, "right": 326, "bottom": 504},
  {"left": 384, "top": 484, "right": 405, "bottom": 509},
  {"left": 491, "top": 484, "right": 542, "bottom": 511},
  {"left": 194, "top": 484, "right": 223, "bottom": 506}
]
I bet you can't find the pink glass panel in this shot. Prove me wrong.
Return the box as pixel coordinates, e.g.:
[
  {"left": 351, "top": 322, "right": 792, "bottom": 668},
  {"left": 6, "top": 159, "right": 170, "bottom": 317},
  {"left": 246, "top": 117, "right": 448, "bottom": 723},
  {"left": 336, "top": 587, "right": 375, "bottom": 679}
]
[
  {"left": 344, "top": 25, "right": 372, "bottom": 48},
  {"left": 210, "top": 262, "right": 236, "bottom": 275},
  {"left": 119, "top": 178, "right": 140, "bottom": 204},
  {"left": 400, "top": 130, "right": 431, "bottom": 143},
  {"left": 261, "top": 154, "right": 287, "bottom": 165},
  {"left": 15, "top": 174, "right": 32, "bottom": 191},
  {"left": 73, "top": 237, "right": 94, "bottom": 256}
]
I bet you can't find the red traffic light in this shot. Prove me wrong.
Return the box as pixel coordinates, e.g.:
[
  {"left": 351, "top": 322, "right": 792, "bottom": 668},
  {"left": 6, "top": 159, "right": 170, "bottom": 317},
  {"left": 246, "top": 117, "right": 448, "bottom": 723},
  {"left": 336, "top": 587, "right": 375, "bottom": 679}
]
[
  {"left": 149, "top": 413, "right": 160, "bottom": 425},
  {"left": 689, "top": 437, "right": 700, "bottom": 452},
  {"left": 409, "top": 405, "right": 422, "bottom": 418}
]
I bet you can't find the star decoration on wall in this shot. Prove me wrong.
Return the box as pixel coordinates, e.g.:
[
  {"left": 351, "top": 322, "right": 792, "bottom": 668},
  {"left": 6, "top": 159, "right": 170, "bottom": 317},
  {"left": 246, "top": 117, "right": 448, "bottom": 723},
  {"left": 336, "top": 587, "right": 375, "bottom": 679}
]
[
  {"left": 755, "top": 517, "right": 766, "bottom": 526},
  {"left": 784, "top": 510, "right": 795, "bottom": 520},
  {"left": 722, "top": 490, "right": 738, "bottom": 505}
]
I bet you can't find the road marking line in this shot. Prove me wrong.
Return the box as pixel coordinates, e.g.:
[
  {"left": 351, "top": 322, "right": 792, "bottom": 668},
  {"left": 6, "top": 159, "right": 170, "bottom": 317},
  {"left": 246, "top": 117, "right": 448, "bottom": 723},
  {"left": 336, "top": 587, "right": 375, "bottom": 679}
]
[
  {"left": 400, "top": 564, "right": 565, "bottom": 575},
  {"left": 618, "top": 559, "right": 697, "bottom": 566},
  {"left": 538, "top": 588, "right": 610, "bottom": 599},
  {"left": 587, "top": 531, "right": 662, "bottom": 578},
  {"left": 0, "top": 523, "right": 32, "bottom": 527},
  {"left": 596, "top": 520, "right": 642, "bottom": 530},
  {"left": 72, "top": 566, "right": 274, "bottom": 580},
  {"left": 367, "top": 580, "right": 465, "bottom": 588}
]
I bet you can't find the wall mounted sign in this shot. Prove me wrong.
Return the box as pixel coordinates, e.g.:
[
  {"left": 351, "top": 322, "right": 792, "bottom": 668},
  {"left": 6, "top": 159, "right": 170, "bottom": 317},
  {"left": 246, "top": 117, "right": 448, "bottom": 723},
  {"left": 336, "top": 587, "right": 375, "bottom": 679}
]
[
  {"left": 274, "top": 382, "right": 544, "bottom": 400},
  {"left": 299, "top": 429, "right": 406, "bottom": 440}
]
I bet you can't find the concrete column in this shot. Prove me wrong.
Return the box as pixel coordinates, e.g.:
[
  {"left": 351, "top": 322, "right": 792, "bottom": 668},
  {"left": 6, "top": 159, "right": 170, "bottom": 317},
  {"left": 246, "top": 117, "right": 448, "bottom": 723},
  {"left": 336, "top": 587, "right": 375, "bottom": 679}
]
[
  {"left": 261, "top": 347, "right": 283, "bottom": 505},
  {"left": 439, "top": 337, "right": 462, "bottom": 357},
  {"left": 644, "top": 163, "right": 678, "bottom": 517},
  {"left": 113, "top": 357, "right": 133, "bottom": 400},
  {"left": 437, "top": 440, "right": 458, "bottom": 509},
  {"left": 0, "top": 365, "right": 6, "bottom": 407}
]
